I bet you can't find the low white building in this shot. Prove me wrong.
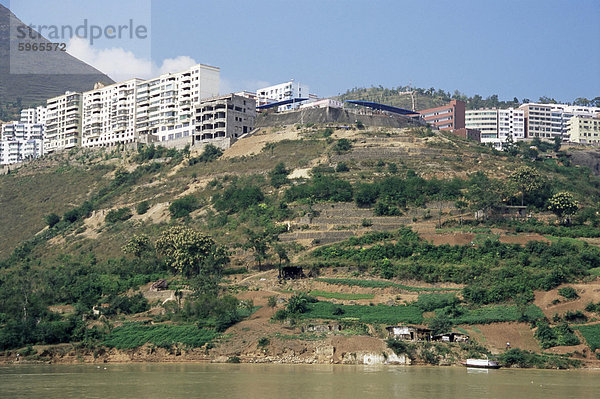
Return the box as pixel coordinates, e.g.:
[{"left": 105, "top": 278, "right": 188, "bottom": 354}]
[
  {"left": 257, "top": 80, "right": 312, "bottom": 111},
  {"left": 299, "top": 98, "right": 343, "bottom": 110},
  {"left": 466, "top": 108, "right": 524, "bottom": 148}
]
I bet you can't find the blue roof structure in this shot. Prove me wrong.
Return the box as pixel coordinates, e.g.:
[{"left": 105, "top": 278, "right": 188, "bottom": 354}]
[
  {"left": 257, "top": 98, "right": 309, "bottom": 110},
  {"left": 345, "top": 100, "right": 419, "bottom": 115}
]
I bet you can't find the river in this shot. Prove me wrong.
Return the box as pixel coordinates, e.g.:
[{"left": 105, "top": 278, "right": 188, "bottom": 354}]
[{"left": 1, "top": 363, "right": 599, "bottom": 398}]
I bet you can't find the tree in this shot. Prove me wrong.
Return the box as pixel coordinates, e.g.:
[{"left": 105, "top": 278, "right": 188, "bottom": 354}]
[
  {"left": 466, "top": 172, "right": 505, "bottom": 217},
  {"left": 548, "top": 192, "right": 579, "bottom": 225},
  {"left": 122, "top": 234, "right": 153, "bottom": 258},
  {"left": 243, "top": 228, "right": 276, "bottom": 269},
  {"left": 269, "top": 162, "right": 289, "bottom": 188},
  {"left": 45, "top": 213, "right": 60, "bottom": 228},
  {"left": 509, "top": 166, "right": 544, "bottom": 206},
  {"left": 428, "top": 313, "right": 453, "bottom": 335},
  {"left": 553, "top": 136, "right": 562, "bottom": 152},
  {"left": 334, "top": 138, "right": 352, "bottom": 154},
  {"left": 156, "top": 226, "right": 228, "bottom": 277}
]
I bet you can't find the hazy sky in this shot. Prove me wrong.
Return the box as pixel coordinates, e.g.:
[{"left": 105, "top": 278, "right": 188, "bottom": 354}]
[{"left": 3, "top": 0, "right": 599, "bottom": 102}]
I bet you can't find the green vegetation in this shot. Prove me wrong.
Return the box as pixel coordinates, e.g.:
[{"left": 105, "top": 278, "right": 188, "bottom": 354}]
[
  {"left": 316, "top": 278, "right": 458, "bottom": 293},
  {"left": 105, "top": 207, "right": 133, "bottom": 223},
  {"left": 535, "top": 321, "right": 580, "bottom": 349},
  {"left": 269, "top": 162, "right": 290, "bottom": 188},
  {"left": 135, "top": 201, "right": 150, "bottom": 215},
  {"left": 575, "top": 324, "right": 600, "bottom": 351},
  {"left": 499, "top": 348, "right": 581, "bottom": 369},
  {"left": 188, "top": 144, "right": 223, "bottom": 165},
  {"left": 309, "top": 290, "right": 374, "bottom": 300},
  {"left": 312, "top": 228, "right": 600, "bottom": 305},
  {"left": 45, "top": 213, "right": 60, "bottom": 228},
  {"left": 452, "top": 304, "right": 544, "bottom": 325},
  {"left": 103, "top": 323, "right": 219, "bottom": 349},
  {"left": 558, "top": 287, "right": 579, "bottom": 300},
  {"left": 301, "top": 302, "right": 423, "bottom": 324},
  {"left": 169, "top": 195, "right": 199, "bottom": 218}
]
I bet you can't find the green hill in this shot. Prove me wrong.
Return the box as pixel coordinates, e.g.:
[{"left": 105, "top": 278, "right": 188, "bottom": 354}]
[{"left": 1, "top": 124, "right": 599, "bottom": 366}]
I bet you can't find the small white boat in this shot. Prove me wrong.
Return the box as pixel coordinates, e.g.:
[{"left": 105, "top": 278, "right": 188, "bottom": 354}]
[{"left": 461, "top": 358, "right": 501, "bottom": 369}]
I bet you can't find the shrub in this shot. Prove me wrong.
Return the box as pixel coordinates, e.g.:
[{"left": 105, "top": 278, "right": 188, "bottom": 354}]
[
  {"left": 415, "top": 294, "right": 459, "bottom": 312},
  {"left": 334, "top": 138, "right": 352, "bottom": 154},
  {"left": 269, "top": 162, "right": 289, "bottom": 188},
  {"left": 189, "top": 144, "right": 223, "bottom": 165},
  {"left": 558, "top": 287, "right": 578, "bottom": 300},
  {"left": 45, "top": 213, "right": 60, "bottom": 228},
  {"left": 105, "top": 207, "right": 133, "bottom": 224},
  {"left": 258, "top": 337, "right": 270, "bottom": 348},
  {"left": 169, "top": 195, "right": 199, "bottom": 218},
  {"left": 286, "top": 293, "right": 317, "bottom": 314},
  {"left": 136, "top": 201, "right": 150, "bottom": 215},
  {"left": 213, "top": 183, "right": 264, "bottom": 214},
  {"left": 63, "top": 208, "right": 81, "bottom": 223},
  {"left": 335, "top": 162, "right": 349, "bottom": 172},
  {"left": 267, "top": 296, "right": 278, "bottom": 308}
]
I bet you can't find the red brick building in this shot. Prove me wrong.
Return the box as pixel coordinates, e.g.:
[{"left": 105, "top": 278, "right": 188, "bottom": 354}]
[
  {"left": 452, "top": 128, "right": 481, "bottom": 142},
  {"left": 419, "top": 99, "right": 465, "bottom": 131}
]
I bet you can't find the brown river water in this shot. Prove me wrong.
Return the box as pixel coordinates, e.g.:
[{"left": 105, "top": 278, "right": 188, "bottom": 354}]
[{"left": 1, "top": 363, "right": 599, "bottom": 398}]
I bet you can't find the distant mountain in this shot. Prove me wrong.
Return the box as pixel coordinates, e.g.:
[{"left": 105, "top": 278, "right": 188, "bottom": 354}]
[{"left": 0, "top": 4, "right": 113, "bottom": 118}]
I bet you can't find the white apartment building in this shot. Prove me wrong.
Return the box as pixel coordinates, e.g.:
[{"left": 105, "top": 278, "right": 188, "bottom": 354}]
[
  {"left": 44, "top": 91, "right": 82, "bottom": 154},
  {"left": 519, "top": 103, "right": 600, "bottom": 140},
  {"left": 256, "top": 80, "right": 311, "bottom": 111},
  {"left": 136, "top": 64, "right": 220, "bottom": 143},
  {"left": 567, "top": 115, "right": 600, "bottom": 145},
  {"left": 82, "top": 79, "right": 143, "bottom": 148},
  {"left": 20, "top": 106, "right": 47, "bottom": 125},
  {"left": 466, "top": 108, "right": 524, "bottom": 148},
  {"left": 194, "top": 94, "right": 256, "bottom": 147},
  {"left": 0, "top": 121, "right": 44, "bottom": 164}
]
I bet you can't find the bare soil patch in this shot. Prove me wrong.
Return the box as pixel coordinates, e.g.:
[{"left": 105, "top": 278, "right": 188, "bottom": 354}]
[{"left": 461, "top": 322, "right": 539, "bottom": 354}]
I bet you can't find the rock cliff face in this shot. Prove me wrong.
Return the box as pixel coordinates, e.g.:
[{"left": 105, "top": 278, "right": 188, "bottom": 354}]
[
  {"left": 570, "top": 149, "right": 600, "bottom": 176},
  {"left": 0, "top": 4, "right": 113, "bottom": 106}
]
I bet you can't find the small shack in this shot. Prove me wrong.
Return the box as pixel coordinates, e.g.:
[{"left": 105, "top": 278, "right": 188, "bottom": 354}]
[
  {"left": 386, "top": 326, "right": 432, "bottom": 341},
  {"left": 278, "top": 266, "right": 306, "bottom": 280},
  {"left": 151, "top": 279, "right": 168, "bottom": 291},
  {"left": 432, "top": 332, "right": 470, "bottom": 343}
]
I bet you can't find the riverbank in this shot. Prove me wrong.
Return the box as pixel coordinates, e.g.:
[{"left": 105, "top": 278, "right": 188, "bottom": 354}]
[{"left": 2, "top": 338, "right": 597, "bottom": 370}]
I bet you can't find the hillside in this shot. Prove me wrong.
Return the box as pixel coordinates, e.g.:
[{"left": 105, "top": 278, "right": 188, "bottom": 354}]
[
  {"left": 0, "top": 4, "right": 114, "bottom": 120},
  {"left": 1, "top": 123, "right": 600, "bottom": 368}
]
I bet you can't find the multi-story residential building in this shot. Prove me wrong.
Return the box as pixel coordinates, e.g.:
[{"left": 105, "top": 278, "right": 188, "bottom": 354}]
[
  {"left": 81, "top": 79, "right": 143, "bottom": 148},
  {"left": 519, "top": 103, "right": 600, "bottom": 140},
  {"left": 194, "top": 94, "right": 256, "bottom": 147},
  {"left": 0, "top": 121, "right": 44, "bottom": 164},
  {"left": 418, "top": 100, "right": 465, "bottom": 131},
  {"left": 257, "top": 80, "right": 312, "bottom": 111},
  {"left": 567, "top": 115, "right": 600, "bottom": 145},
  {"left": 136, "top": 64, "right": 220, "bottom": 143},
  {"left": 44, "top": 91, "right": 82, "bottom": 154},
  {"left": 20, "top": 106, "right": 47, "bottom": 125},
  {"left": 466, "top": 108, "right": 524, "bottom": 147}
]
